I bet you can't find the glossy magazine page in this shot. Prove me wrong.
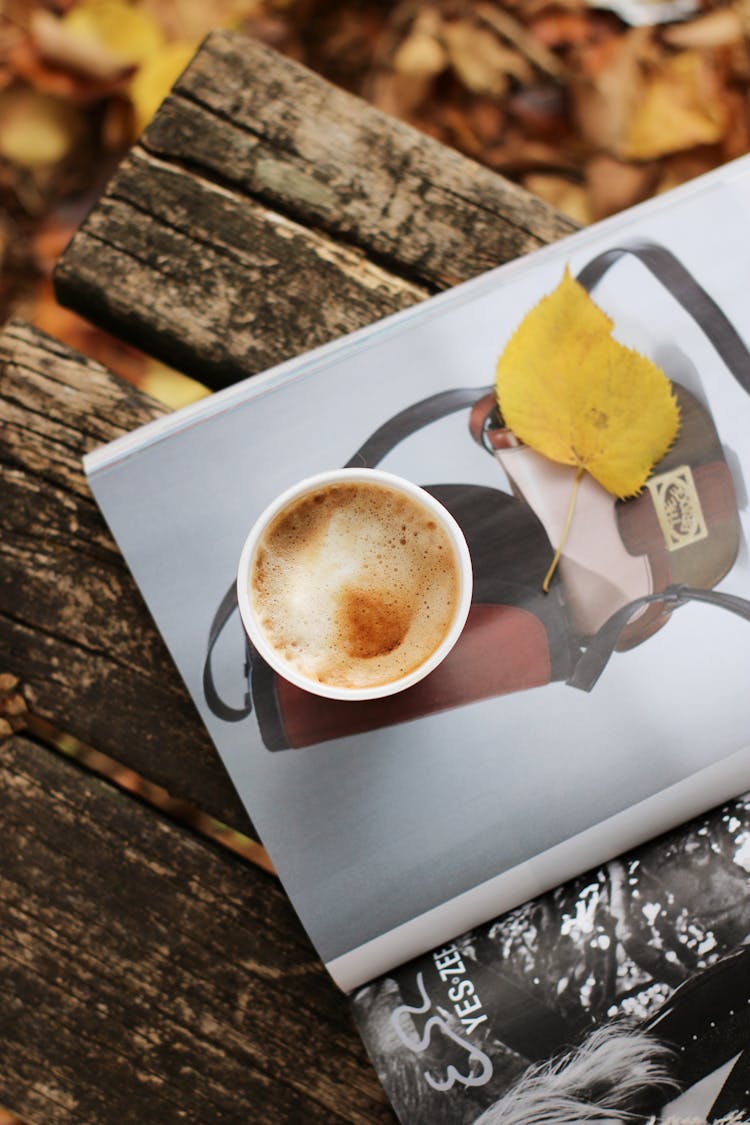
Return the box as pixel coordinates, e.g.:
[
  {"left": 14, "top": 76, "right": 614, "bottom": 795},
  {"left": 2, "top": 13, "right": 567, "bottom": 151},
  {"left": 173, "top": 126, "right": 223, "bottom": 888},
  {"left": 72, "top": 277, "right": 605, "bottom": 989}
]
[{"left": 85, "top": 156, "right": 750, "bottom": 992}]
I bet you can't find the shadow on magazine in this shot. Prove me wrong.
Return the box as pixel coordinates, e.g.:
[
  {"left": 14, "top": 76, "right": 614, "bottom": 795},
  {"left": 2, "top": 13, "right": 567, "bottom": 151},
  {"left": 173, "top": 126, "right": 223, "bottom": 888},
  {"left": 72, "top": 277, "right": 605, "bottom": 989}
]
[{"left": 203, "top": 241, "right": 750, "bottom": 752}]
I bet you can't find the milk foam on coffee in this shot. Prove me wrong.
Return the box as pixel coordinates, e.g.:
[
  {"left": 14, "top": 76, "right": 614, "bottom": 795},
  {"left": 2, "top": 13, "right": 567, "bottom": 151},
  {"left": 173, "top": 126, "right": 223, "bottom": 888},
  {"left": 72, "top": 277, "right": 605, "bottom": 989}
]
[{"left": 250, "top": 481, "right": 460, "bottom": 690}]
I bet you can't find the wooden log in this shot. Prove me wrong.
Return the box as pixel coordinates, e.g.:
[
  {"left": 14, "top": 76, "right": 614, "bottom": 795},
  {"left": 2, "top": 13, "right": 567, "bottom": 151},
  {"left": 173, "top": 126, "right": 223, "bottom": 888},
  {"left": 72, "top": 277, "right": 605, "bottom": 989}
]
[
  {"left": 0, "top": 320, "right": 252, "bottom": 836},
  {"left": 0, "top": 734, "right": 392, "bottom": 1124},
  {"left": 55, "top": 29, "right": 575, "bottom": 390}
]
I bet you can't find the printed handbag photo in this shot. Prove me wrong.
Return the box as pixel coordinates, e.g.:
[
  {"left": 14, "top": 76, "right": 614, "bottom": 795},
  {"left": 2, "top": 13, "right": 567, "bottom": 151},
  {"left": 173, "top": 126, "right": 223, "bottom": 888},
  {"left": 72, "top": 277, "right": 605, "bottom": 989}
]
[{"left": 203, "top": 241, "right": 750, "bottom": 751}]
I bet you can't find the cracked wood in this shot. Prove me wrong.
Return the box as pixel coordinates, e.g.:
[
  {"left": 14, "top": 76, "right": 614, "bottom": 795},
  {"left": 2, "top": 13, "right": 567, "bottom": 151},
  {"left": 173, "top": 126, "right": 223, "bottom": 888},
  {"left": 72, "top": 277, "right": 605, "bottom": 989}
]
[
  {"left": 0, "top": 320, "right": 252, "bottom": 836},
  {"left": 0, "top": 734, "right": 392, "bottom": 1124},
  {"left": 55, "top": 29, "right": 575, "bottom": 390}
]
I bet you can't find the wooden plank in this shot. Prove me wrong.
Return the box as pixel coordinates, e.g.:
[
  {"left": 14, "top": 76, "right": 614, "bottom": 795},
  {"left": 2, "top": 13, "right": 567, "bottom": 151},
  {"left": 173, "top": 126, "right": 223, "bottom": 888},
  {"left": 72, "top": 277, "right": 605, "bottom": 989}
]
[
  {"left": 0, "top": 320, "right": 252, "bottom": 836},
  {"left": 55, "top": 29, "right": 575, "bottom": 390},
  {"left": 0, "top": 734, "right": 392, "bottom": 1124}
]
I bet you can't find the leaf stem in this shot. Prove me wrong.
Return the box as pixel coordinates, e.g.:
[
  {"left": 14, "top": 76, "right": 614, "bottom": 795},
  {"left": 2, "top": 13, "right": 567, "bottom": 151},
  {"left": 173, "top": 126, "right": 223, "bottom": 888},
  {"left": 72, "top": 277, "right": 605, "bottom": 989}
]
[{"left": 542, "top": 466, "right": 585, "bottom": 593}]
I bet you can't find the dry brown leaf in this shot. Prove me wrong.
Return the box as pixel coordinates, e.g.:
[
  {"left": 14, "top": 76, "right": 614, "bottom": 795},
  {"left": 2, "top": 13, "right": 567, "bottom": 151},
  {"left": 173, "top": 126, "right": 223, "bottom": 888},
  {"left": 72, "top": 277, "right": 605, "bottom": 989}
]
[
  {"left": 623, "top": 51, "right": 728, "bottom": 160},
  {"left": 572, "top": 34, "right": 645, "bottom": 152},
  {"left": 476, "top": 2, "right": 567, "bottom": 81},
  {"left": 486, "top": 131, "right": 578, "bottom": 176},
  {"left": 522, "top": 173, "right": 593, "bottom": 224},
  {"left": 371, "top": 70, "right": 436, "bottom": 118},
  {"left": 655, "top": 149, "right": 728, "bottom": 195},
  {"left": 442, "top": 20, "right": 531, "bottom": 95},
  {"left": 663, "top": 6, "right": 744, "bottom": 49},
  {"left": 31, "top": 9, "right": 136, "bottom": 82},
  {"left": 129, "top": 40, "right": 197, "bottom": 135},
  {"left": 466, "top": 99, "right": 506, "bottom": 146},
  {"left": 138, "top": 0, "right": 264, "bottom": 41},
  {"left": 140, "top": 361, "right": 211, "bottom": 409},
  {"left": 585, "top": 154, "right": 657, "bottom": 218},
  {"left": 392, "top": 27, "right": 447, "bottom": 79},
  {"left": 61, "top": 0, "right": 164, "bottom": 66},
  {"left": 8, "top": 33, "right": 130, "bottom": 103}
]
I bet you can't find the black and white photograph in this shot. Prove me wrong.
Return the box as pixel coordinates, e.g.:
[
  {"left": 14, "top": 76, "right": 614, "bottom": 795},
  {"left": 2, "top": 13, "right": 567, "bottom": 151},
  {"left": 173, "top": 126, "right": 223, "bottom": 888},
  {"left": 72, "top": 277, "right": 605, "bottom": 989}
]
[{"left": 352, "top": 794, "right": 750, "bottom": 1124}]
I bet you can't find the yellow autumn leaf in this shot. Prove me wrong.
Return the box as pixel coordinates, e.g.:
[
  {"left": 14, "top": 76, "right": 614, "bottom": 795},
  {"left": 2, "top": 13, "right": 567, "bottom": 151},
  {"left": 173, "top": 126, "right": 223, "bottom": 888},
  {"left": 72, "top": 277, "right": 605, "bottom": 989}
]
[
  {"left": 622, "top": 52, "right": 727, "bottom": 161},
  {"left": 496, "top": 266, "right": 679, "bottom": 500},
  {"left": 0, "top": 88, "right": 82, "bottom": 168},
  {"left": 129, "top": 40, "right": 197, "bottom": 134},
  {"left": 61, "top": 0, "right": 164, "bottom": 67}
]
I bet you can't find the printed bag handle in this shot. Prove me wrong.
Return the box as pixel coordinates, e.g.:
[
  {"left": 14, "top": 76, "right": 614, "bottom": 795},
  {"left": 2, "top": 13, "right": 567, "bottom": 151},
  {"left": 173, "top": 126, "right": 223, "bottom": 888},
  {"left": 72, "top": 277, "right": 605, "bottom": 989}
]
[
  {"left": 569, "top": 584, "right": 750, "bottom": 691},
  {"left": 203, "top": 584, "right": 255, "bottom": 722},
  {"left": 345, "top": 386, "right": 489, "bottom": 468},
  {"left": 570, "top": 240, "right": 750, "bottom": 684},
  {"left": 577, "top": 239, "right": 750, "bottom": 393}
]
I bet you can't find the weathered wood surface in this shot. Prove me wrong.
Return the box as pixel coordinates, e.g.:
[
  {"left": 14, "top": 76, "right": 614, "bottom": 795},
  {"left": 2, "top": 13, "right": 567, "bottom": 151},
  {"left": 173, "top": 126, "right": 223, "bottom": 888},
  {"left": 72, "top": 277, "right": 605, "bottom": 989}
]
[
  {"left": 55, "top": 29, "right": 575, "bottom": 390},
  {"left": 6, "top": 32, "right": 577, "bottom": 1123},
  {"left": 0, "top": 320, "right": 252, "bottom": 837},
  {"left": 0, "top": 733, "right": 392, "bottom": 1124}
]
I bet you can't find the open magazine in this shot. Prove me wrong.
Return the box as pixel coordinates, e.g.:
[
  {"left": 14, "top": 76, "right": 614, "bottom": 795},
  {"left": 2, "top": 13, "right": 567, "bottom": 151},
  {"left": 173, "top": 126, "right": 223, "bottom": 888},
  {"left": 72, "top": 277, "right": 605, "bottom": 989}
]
[{"left": 84, "top": 155, "right": 750, "bottom": 1116}]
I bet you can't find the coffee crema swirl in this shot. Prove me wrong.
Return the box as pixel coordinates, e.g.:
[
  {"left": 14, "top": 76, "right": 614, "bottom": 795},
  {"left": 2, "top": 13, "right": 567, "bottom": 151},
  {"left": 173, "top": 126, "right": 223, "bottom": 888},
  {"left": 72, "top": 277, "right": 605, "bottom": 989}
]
[{"left": 250, "top": 481, "right": 460, "bottom": 689}]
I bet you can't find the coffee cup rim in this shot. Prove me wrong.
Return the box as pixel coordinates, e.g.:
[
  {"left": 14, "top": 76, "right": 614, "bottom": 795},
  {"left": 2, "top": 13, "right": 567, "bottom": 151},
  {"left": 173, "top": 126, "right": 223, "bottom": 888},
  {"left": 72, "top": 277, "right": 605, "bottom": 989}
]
[{"left": 236, "top": 468, "right": 473, "bottom": 701}]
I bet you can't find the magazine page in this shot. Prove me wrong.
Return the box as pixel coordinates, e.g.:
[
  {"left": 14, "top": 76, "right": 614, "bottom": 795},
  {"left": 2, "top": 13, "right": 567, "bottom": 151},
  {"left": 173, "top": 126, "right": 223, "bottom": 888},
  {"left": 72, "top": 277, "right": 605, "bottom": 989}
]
[
  {"left": 351, "top": 791, "right": 750, "bottom": 1125},
  {"left": 85, "top": 156, "right": 750, "bottom": 992}
]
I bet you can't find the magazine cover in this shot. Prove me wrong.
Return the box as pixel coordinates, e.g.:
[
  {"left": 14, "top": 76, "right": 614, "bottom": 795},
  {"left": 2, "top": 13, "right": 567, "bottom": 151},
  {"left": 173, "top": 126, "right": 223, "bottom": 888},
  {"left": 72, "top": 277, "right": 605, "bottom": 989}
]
[
  {"left": 351, "top": 792, "right": 750, "bottom": 1124},
  {"left": 84, "top": 156, "right": 750, "bottom": 991}
]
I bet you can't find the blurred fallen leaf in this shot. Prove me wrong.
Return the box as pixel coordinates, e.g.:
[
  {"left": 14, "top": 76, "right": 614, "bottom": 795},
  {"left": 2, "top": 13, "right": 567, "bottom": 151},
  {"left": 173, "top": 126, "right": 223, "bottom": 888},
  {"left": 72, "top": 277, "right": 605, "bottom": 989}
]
[
  {"left": 60, "top": 0, "right": 164, "bottom": 67},
  {"left": 486, "top": 131, "right": 578, "bottom": 177},
  {"left": 139, "top": 0, "right": 265, "bottom": 41},
  {"left": 140, "top": 361, "right": 211, "bottom": 408},
  {"left": 585, "top": 153, "right": 656, "bottom": 218},
  {"left": 663, "top": 5, "right": 744, "bottom": 49},
  {"left": 477, "top": 3, "right": 567, "bottom": 81},
  {"left": 522, "top": 172, "right": 592, "bottom": 223},
  {"left": 623, "top": 50, "right": 728, "bottom": 159},
  {"left": 129, "top": 39, "right": 197, "bottom": 134},
  {"left": 572, "top": 30, "right": 648, "bottom": 154},
  {"left": 655, "top": 148, "right": 728, "bottom": 194},
  {"left": 32, "top": 9, "right": 135, "bottom": 82},
  {"left": 0, "top": 86, "right": 83, "bottom": 168},
  {"left": 442, "top": 19, "right": 532, "bottom": 94},
  {"left": 8, "top": 32, "right": 129, "bottom": 104},
  {"left": 392, "top": 24, "right": 447, "bottom": 79}
]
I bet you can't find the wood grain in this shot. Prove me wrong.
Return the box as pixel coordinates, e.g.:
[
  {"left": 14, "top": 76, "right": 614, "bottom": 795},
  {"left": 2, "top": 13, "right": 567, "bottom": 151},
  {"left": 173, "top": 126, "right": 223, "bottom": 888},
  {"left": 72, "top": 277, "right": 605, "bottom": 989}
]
[
  {"left": 0, "top": 734, "right": 393, "bottom": 1124},
  {"left": 0, "top": 320, "right": 252, "bottom": 836},
  {"left": 55, "top": 30, "right": 575, "bottom": 390}
]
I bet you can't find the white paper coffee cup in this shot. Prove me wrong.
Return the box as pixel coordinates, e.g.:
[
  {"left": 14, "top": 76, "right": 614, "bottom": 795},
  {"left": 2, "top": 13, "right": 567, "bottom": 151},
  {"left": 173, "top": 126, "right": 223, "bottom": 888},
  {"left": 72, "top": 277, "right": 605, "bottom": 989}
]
[{"left": 236, "top": 468, "right": 473, "bottom": 701}]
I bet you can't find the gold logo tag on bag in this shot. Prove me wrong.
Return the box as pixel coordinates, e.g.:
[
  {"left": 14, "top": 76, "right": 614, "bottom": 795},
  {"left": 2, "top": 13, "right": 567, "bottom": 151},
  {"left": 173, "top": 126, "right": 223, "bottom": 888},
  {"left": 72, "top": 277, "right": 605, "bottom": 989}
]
[{"left": 646, "top": 465, "right": 708, "bottom": 551}]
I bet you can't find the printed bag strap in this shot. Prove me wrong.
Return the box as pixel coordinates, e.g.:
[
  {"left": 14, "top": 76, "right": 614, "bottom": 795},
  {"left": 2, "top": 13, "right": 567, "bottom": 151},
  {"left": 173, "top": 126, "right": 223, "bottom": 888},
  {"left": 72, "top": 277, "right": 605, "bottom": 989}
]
[
  {"left": 568, "top": 583, "right": 750, "bottom": 692},
  {"left": 345, "top": 386, "right": 490, "bottom": 468},
  {"left": 577, "top": 240, "right": 750, "bottom": 393},
  {"left": 203, "top": 582, "right": 254, "bottom": 722}
]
